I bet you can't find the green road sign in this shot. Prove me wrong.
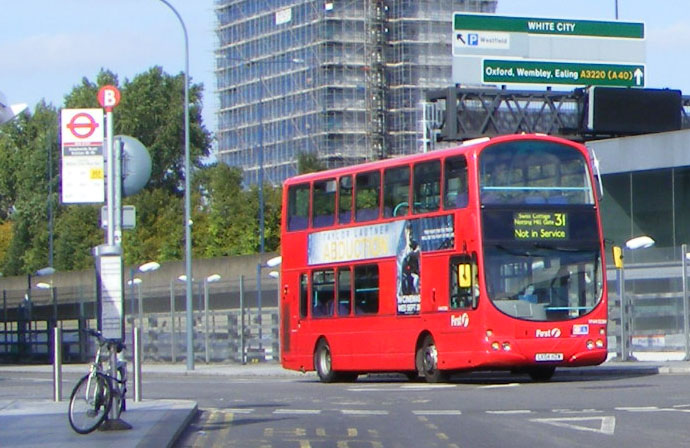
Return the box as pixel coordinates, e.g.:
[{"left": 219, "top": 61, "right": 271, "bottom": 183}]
[
  {"left": 483, "top": 59, "right": 645, "bottom": 87},
  {"left": 454, "top": 14, "right": 644, "bottom": 39}
]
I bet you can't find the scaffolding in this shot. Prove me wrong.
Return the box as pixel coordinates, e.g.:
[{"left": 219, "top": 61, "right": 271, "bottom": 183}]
[{"left": 215, "top": 0, "right": 497, "bottom": 186}]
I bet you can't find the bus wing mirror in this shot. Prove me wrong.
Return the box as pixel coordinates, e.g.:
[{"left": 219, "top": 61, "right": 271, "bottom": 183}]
[
  {"left": 458, "top": 264, "right": 472, "bottom": 288},
  {"left": 612, "top": 246, "right": 623, "bottom": 269},
  {"left": 589, "top": 147, "right": 604, "bottom": 201}
]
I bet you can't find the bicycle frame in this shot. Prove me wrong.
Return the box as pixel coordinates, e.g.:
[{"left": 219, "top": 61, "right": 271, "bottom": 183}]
[{"left": 85, "top": 331, "right": 127, "bottom": 419}]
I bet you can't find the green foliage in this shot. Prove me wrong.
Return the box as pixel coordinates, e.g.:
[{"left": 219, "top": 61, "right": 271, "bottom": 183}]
[
  {"left": 122, "top": 188, "right": 183, "bottom": 265},
  {"left": 192, "top": 164, "right": 282, "bottom": 256},
  {"left": 53, "top": 206, "right": 102, "bottom": 271},
  {"left": 0, "top": 66, "right": 284, "bottom": 276},
  {"left": 297, "top": 151, "right": 326, "bottom": 174}
]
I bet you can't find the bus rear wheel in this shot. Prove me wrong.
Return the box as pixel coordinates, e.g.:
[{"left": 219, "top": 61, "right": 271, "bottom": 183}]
[
  {"left": 417, "top": 335, "right": 448, "bottom": 383},
  {"left": 314, "top": 339, "right": 336, "bottom": 383},
  {"left": 314, "top": 339, "right": 358, "bottom": 383}
]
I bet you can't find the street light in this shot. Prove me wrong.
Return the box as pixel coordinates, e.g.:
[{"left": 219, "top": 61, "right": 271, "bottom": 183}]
[
  {"left": 256, "top": 256, "right": 282, "bottom": 353},
  {"left": 203, "top": 274, "right": 221, "bottom": 363},
  {"left": 127, "top": 277, "right": 143, "bottom": 327},
  {"left": 681, "top": 246, "right": 690, "bottom": 361},
  {"left": 616, "top": 235, "right": 655, "bottom": 361},
  {"left": 128, "top": 261, "right": 160, "bottom": 329},
  {"left": 0, "top": 90, "right": 27, "bottom": 125},
  {"left": 35, "top": 267, "right": 57, "bottom": 328},
  {"left": 157, "top": 0, "right": 194, "bottom": 372}
]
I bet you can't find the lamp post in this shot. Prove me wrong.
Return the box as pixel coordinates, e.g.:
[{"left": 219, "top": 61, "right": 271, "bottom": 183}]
[
  {"left": 617, "top": 235, "right": 655, "bottom": 361},
  {"left": 682, "top": 246, "right": 690, "bottom": 361},
  {"left": 0, "top": 90, "right": 27, "bottom": 125},
  {"left": 35, "top": 267, "right": 57, "bottom": 327},
  {"left": 203, "top": 274, "right": 221, "bottom": 363},
  {"left": 256, "top": 256, "right": 282, "bottom": 355},
  {"left": 127, "top": 278, "right": 143, "bottom": 327},
  {"left": 157, "top": 0, "right": 194, "bottom": 371}
]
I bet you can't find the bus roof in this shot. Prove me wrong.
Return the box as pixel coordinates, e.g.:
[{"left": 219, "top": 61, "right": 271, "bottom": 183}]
[{"left": 283, "top": 134, "right": 583, "bottom": 186}]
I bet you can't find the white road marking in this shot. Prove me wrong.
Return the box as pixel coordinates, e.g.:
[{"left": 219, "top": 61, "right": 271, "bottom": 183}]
[
  {"left": 413, "top": 410, "right": 463, "bottom": 416},
  {"left": 531, "top": 416, "right": 616, "bottom": 435},
  {"left": 273, "top": 409, "right": 322, "bottom": 415},
  {"left": 341, "top": 409, "right": 389, "bottom": 415},
  {"left": 478, "top": 383, "right": 520, "bottom": 389}
]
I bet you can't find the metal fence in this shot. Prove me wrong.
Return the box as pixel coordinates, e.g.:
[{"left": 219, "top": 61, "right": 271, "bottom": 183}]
[
  {"left": 3, "top": 246, "right": 690, "bottom": 364},
  {"left": 0, "top": 273, "right": 280, "bottom": 365}
]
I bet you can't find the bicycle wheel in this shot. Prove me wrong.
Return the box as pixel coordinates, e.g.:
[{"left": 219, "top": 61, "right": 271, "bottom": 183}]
[{"left": 68, "top": 372, "right": 112, "bottom": 434}]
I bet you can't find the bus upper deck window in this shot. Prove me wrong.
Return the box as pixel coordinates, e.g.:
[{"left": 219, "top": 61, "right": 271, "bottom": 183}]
[
  {"left": 313, "top": 179, "right": 336, "bottom": 228},
  {"left": 414, "top": 160, "right": 441, "bottom": 214},
  {"left": 288, "top": 184, "right": 310, "bottom": 231},
  {"left": 444, "top": 156, "right": 468, "bottom": 209},
  {"left": 339, "top": 176, "right": 353, "bottom": 224},
  {"left": 384, "top": 166, "right": 410, "bottom": 218},
  {"left": 355, "top": 171, "right": 381, "bottom": 222}
]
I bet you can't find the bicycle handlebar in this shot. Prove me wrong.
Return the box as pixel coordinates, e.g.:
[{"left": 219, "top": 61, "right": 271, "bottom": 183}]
[{"left": 83, "top": 328, "right": 125, "bottom": 352}]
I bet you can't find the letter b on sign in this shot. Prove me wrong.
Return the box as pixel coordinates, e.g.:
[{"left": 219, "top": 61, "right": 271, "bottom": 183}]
[{"left": 98, "top": 85, "right": 121, "bottom": 112}]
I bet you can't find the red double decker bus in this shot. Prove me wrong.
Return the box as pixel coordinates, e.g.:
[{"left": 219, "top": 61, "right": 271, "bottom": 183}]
[{"left": 279, "top": 134, "right": 607, "bottom": 383}]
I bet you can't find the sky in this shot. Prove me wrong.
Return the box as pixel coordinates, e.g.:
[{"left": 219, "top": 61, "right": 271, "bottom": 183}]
[{"left": 2, "top": 0, "right": 690, "bottom": 142}]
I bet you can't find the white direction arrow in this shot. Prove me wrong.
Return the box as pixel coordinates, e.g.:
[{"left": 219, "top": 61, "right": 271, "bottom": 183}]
[
  {"left": 634, "top": 68, "right": 644, "bottom": 86},
  {"left": 530, "top": 416, "right": 616, "bottom": 435}
]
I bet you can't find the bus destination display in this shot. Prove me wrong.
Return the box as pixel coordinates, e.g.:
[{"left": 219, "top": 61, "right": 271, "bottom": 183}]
[{"left": 514, "top": 212, "right": 567, "bottom": 240}]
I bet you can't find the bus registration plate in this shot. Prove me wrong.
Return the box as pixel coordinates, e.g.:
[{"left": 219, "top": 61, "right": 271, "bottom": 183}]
[{"left": 536, "top": 353, "right": 563, "bottom": 362}]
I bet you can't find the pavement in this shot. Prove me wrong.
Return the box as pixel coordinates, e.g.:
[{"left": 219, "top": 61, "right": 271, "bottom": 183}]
[{"left": 1, "top": 354, "right": 690, "bottom": 448}]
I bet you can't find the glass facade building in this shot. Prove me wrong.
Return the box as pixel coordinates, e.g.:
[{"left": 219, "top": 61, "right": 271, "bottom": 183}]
[
  {"left": 215, "top": 0, "right": 497, "bottom": 186},
  {"left": 590, "top": 129, "right": 690, "bottom": 255}
]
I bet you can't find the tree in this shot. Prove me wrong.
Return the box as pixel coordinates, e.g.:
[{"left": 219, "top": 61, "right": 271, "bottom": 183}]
[
  {"left": 297, "top": 151, "right": 326, "bottom": 174},
  {"left": 0, "top": 66, "right": 213, "bottom": 275},
  {"left": 192, "top": 164, "right": 282, "bottom": 256},
  {"left": 0, "top": 102, "right": 59, "bottom": 274}
]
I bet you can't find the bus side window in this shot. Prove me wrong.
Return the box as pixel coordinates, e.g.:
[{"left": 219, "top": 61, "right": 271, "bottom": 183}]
[
  {"left": 444, "top": 156, "right": 468, "bottom": 209},
  {"left": 338, "top": 175, "right": 353, "bottom": 224},
  {"left": 355, "top": 171, "right": 381, "bottom": 222},
  {"left": 312, "top": 269, "right": 335, "bottom": 318},
  {"left": 354, "top": 264, "right": 379, "bottom": 315},
  {"left": 383, "top": 166, "right": 410, "bottom": 218},
  {"left": 413, "top": 160, "right": 441, "bottom": 214},
  {"left": 288, "top": 183, "right": 310, "bottom": 231},
  {"left": 338, "top": 267, "right": 352, "bottom": 316},
  {"left": 450, "top": 255, "right": 479, "bottom": 310},
  {"left": 312, "top": 179, "right": 336, "bottom": 228},
  {"left": 299, "top": 273, "right": 309, "bottom": 318}
]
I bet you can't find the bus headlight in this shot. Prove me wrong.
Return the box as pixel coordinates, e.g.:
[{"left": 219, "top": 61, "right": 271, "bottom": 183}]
[
  {"left": 586, "top": 340, "right": 594, "bottom": 350},
  {"left": 502, "top": 342, "right": 511, "bottom": 351},
  {"left": 491, "top": 342, "right": 500, "bottom": 351},
  {"left": 596, "top": 339, "right": 605, "bottom": 348}
]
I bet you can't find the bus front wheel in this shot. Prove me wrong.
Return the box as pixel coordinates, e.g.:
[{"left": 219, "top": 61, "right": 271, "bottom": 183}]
[{"left": 417, "top": 335, "right": 448, "bottom": 383}]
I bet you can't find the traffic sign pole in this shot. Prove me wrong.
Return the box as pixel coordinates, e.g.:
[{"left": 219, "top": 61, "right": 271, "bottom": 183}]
[{"left": 105, "top": 108, "right": 115, "bottom": 246}]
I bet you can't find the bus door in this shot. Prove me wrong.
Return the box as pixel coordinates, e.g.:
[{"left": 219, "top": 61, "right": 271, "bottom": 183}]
[
  {"left": 282, "top": 272, "right": 310, "bottom": 367},
  {"left": 444, "top": 254, "right": 480, "bottom": 339}
]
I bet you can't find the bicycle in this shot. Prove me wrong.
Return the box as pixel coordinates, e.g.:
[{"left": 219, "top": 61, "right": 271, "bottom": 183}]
[{"left": 68, "top": 329, "right": 128, "bottom": 434}]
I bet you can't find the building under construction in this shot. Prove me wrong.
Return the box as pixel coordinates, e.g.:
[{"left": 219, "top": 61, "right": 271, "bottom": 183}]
[{"left": 215, "top": 0, "right": 497, "bottom": 186}]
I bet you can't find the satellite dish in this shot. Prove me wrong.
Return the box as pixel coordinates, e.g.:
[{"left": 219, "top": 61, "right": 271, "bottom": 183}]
[
  {"left": 0, "top": 90, "right": 27, "bottom": 125},
  {"left": 115, "top": 135, "right": 152, "bottom": 196}
]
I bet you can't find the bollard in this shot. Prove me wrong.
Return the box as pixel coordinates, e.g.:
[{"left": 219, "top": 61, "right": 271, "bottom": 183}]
[
  {"left": 134, "top": 326, "right": 142, "bottom": 402},
  {"left": 53, "top": 327, "right": 62, "bottom": 402}
]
